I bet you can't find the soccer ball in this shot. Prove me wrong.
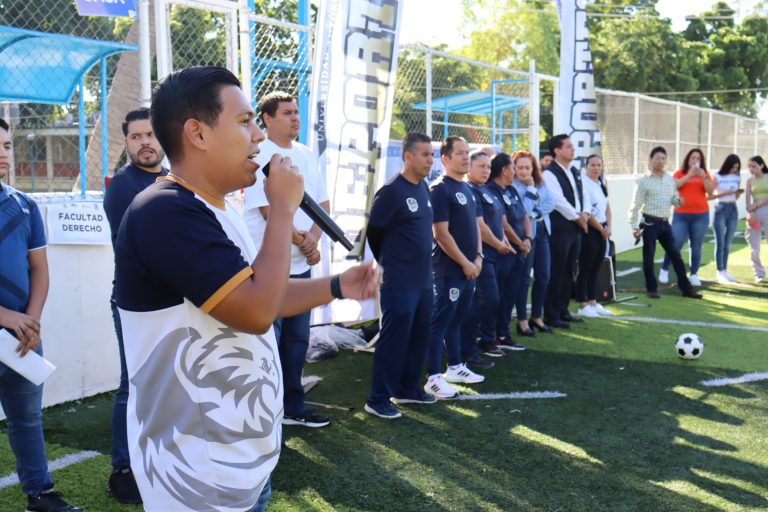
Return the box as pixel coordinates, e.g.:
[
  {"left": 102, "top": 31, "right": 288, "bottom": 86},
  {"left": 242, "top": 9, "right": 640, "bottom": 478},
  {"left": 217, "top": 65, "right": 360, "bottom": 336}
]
[{"left": 675, "top": 333, "right": 703, "bottom": 360}]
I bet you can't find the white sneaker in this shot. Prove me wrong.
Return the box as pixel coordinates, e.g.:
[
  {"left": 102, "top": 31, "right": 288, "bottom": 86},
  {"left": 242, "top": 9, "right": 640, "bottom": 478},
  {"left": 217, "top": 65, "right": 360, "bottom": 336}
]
[
  {"left": 424, "top": 374, "right": 458, "bottom": 399},
  {"left": 756, "top": 276, "right": 765, "bottom": 284},
  {"left": 592, "top": 303, "right": 614, "bottom": 316},
  {"left": 716, "top": 270, "right": 734, "bottom": 284},
  {"left": 576, "top": 305, "right": 600, "bottom": 318},
  {"left": 658, "top": 269, "right": 669, "bottom": 284},
  {"left": 443, "top": 363, "right": 484, "bottom": 384},
  {"left": 689, "top": 274, "right": 702, "bottom": 287}
]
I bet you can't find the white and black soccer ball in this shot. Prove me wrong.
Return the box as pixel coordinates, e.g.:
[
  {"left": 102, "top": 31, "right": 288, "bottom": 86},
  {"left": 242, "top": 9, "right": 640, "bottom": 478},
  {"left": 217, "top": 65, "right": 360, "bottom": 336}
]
[{"left": 675, "top": 333, "right": 704, "bottom": 360}]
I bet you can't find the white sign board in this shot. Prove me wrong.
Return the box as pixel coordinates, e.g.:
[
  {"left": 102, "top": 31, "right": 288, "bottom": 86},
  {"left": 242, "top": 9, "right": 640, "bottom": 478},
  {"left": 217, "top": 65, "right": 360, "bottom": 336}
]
[{"left": 46, "top": 202, "right": 111, "bottom": 245}]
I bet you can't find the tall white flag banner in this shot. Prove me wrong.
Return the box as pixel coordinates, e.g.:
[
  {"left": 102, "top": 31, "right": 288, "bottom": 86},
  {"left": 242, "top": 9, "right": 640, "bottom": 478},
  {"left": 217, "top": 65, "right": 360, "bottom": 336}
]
[
  {"left": 555, "top": 0, "right": 601, "bottom": 167},
  {"left": 308, "top": 0, "right": 403, "bottom": 323}
]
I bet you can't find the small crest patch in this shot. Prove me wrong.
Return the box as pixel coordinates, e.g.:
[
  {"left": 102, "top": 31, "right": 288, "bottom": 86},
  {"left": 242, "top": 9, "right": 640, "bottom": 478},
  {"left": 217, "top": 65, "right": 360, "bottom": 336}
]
[{"left": 406, "top": 197, "right": 418, "bottom": 212}]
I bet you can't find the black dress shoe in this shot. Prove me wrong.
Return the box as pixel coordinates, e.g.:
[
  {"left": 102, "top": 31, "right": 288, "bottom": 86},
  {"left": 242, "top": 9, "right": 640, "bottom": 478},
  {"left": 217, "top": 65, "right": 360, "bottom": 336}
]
[
  {"left": 531, "top": 322, "right": 553, "bottom": 334},
  {"left": 516, "top": 325, "right": 535, "bottom": 337},
  {"left": 547, "top": 319, "right": 570, "bottom": 329},
  {"left": 682, "top": 289, "right": 703, "bottom": 299},
  {"left": 647, "top": 290, "right": 661, "bottom": 299},
  {"left": 561, "top": 314, "right": 583, "bottom": 323}
]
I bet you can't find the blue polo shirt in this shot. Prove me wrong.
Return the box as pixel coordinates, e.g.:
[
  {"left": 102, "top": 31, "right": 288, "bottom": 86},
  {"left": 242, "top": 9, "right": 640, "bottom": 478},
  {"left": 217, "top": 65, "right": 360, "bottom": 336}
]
[
  {"left": 0, "top": 185, "right": 46, "bottom": 313},
  {"left": 367, "top": 174, "right": 433, "bottom": 291},
  {"left": 468, "top": 182, "right": 504, "bottom": 263},
  {"left": 430, "top": 175, "right": 480, "bottom": 279}
]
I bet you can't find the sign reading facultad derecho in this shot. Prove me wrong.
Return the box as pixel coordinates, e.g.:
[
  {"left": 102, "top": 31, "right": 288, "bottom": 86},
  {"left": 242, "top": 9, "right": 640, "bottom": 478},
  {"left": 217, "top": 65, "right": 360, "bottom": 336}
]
[
  {"left": 555, "top": 0, "right": 601, "bottom": 168},
  {"left": 46, "top": 203, "right": 111, "bottom": 245},
  {"left": 75, "top": 0, "right": 136, "bottom": 18},
  {"left": 309, "top": 0, "right": 403, "bottom": 323}
]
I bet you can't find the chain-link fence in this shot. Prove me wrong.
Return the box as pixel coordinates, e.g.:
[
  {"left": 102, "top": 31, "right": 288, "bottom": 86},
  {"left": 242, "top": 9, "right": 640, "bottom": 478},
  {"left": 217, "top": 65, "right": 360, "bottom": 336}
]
[
  {"left": 594, "top": 88, "right": 766, "bottom": 175},
  {"left": 4, "top": 1, "right": 768, "bottom": 192},
  {"left": 395, "top": 44, "right": 534, "bottom": 153},
  {"left": 0, "top": 1, "right": 130, "bottom": 192}
]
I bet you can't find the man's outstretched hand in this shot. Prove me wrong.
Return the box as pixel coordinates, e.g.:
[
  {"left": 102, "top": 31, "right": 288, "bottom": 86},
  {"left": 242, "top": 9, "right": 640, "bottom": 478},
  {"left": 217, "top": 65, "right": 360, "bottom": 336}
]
[{"left": 339, "top": 261, "right": 380, "bottom": 301}]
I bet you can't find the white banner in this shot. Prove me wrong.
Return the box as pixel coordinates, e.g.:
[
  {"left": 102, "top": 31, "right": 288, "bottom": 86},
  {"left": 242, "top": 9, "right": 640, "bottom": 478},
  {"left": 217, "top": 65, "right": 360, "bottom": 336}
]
[
  {"left": 45, "top": 202, "right": 111, "bottom": 245},
  {"left": 308, "top": 0, "right": 404, "bottom": 324},
  {"left": 555, "top": 0, "right": 601, "bottom": 168}
]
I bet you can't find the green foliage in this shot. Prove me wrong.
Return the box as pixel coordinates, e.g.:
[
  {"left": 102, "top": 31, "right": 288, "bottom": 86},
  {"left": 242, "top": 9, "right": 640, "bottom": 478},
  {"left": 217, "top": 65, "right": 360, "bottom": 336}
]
[{"left": 459, "top": 0, "right": 768, "bottom": 117}]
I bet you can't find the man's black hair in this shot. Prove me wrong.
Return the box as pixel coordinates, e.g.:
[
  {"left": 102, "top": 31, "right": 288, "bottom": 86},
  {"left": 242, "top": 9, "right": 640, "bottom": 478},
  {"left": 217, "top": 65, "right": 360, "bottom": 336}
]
[
  {"left": 650, "top": 146, "right": 667, "bottom": 159},
  {"left": 0, "top": 118, "right": 9, "bottom": 132},
  {"left": 548, "top": 134, "right": 570, "bottom": 156},
  {"left": 401, "top": 132, "right": 431, "bottom": 160},
  {"left": 150, "top": 66, "right": 241, "bottom": 163},
  {"left": 122, "top": 108, "right": 151, "bottom": 137},
  {"left": 440, "top": 136, "right": 466, "bottom": 157}
]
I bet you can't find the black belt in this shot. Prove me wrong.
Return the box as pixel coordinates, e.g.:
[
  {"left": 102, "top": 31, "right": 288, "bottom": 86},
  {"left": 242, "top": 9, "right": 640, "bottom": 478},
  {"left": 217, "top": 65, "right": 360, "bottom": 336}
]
[{"left": 642, "top": 213, "right": 668, "bottom": 223}]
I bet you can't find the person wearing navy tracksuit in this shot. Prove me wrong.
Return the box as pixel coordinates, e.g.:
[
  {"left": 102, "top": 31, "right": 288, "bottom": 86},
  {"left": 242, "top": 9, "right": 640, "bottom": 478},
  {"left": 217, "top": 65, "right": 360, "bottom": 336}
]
[
  {"left": 364, "top": 133, "right": 436, "bottom": 419},
  {"left": 423, "top": 136, "right": 485, "bottom": 400},
  {"left": 488, "top": 153, "right": 531, "bottom": 350},
  {"left": 460, "top": 151, "right": 512, "bottom": 367}
]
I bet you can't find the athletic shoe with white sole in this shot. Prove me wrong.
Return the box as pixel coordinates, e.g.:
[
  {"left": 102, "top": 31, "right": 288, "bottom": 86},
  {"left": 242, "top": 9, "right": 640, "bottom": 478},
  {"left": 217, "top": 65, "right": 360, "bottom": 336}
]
[
  {"left": 658, "top": 268, "right": 669, "bottom": 284},
  {"left": 443, "top": 363, "right": 484, "bottom": 384},
  {"left": 576, "top": 305, "right": 600, "bottom": 318},
  {"left": 689, "top": 274, "right": 702, "bottom": 286},
  {"left": 716, "top": 270, "right": 735, "bottom": 284},
  {"left": 282, "top": 410, "right": 331, "bottom": 428},
  {"left": 364, "top": 402, "right": 402, "bottom": 419},
  {"left": 391, "top": 391, "right": 438, "bottom": 405},
  {"left": 592, "top": 303, "right": 614, "bottom": 316},
  {"left": 424, "top": 374, "right": 459, "bottom": 399},
  {"left": 756, "top": 276, "right": 765, "bottom": 284}
]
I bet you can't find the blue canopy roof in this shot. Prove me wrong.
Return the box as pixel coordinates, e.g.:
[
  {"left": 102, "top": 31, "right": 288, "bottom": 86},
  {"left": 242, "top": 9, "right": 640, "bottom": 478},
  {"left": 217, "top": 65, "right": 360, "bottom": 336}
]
[
  {"left": 412, "top": 91, "right": 528, "bottom": 115},
  {"left": 0, "top": 25, "right": 136, "bottom": 104}
]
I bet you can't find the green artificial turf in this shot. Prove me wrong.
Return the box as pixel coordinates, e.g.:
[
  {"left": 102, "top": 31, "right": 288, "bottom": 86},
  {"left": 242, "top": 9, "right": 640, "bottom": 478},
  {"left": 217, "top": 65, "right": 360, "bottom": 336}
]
[{"left": 1, "top": 225, "right": 766, "bottom": 511}]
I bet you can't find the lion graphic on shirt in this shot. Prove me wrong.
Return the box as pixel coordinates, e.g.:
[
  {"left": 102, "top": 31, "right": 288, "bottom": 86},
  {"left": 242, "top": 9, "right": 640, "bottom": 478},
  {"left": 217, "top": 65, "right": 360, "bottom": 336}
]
[{"left": 130, "top": 327, "right": 282, "bottom": 509}]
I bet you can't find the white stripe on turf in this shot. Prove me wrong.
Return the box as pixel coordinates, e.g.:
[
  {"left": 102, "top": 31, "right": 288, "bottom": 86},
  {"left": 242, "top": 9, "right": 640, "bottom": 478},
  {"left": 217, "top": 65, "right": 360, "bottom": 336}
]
[
  {"left": 596, "top": 315, "right": 768, "bottom": 333},
  {"left": 616, "top": 267, "right": 641, "bottom": 277},
  {"left": 453, "top": 391, "right": 567, "bottom": 400},
  {"left": 700, "top": 372, "right": 768, "bottom": 387},
  {"left": 0, "top": 450, "right": 100, "bottom": 489}
]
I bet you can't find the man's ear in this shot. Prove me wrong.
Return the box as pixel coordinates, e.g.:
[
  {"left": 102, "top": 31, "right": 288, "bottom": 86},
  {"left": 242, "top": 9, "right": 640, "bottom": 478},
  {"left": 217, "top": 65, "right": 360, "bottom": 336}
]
[{"left": 183, "top": 118, "right": 208, "bottom": 151}]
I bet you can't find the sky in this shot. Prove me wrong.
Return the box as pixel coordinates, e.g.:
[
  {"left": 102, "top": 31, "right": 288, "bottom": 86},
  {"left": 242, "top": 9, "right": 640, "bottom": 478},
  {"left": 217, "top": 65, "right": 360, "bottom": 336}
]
[{"left": 399, "top": 0, "right": 765, "bottom": 119}]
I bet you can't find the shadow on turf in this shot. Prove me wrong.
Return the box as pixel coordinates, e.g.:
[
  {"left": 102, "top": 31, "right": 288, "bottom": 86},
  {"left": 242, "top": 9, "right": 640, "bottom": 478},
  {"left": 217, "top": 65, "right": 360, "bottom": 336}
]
[{"left": 274, "top": 350, "right": 768, "bottom": 512}]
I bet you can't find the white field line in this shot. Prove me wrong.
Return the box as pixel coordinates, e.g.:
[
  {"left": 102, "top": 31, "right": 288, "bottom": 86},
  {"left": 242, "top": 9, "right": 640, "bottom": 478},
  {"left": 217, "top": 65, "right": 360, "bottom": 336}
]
[
  {"left": 700, "top": 372, "right": 768, "bottom": 387},
  {"left": 454, "top": 391, "right": 567, "bottom": 400},
  {"left": 596, "top": 315, "right": 768, "bottom": 333},
  {"left": 616, "top": 267, "right": 641, "bottom": 277},
  {"left": 0, "top": 450, "right": 100, "bottom": 489}
]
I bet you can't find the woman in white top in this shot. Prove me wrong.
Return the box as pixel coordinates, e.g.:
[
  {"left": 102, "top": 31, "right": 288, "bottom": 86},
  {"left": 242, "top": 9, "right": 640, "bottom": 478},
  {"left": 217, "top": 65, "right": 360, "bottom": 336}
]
[
  {"left": 576, "top": 155, "right": 613, "bottom": 317},
  {"left": 709, "top": 154, "right": 743, "bottom": 283}
]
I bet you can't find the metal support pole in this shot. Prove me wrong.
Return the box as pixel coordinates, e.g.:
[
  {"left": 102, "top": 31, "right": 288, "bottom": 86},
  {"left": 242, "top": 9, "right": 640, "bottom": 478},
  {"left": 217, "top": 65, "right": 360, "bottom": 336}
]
[
  {"left": 633, "top": 95, "right": 640, "bottom": 175},
  {"left": 491, "top": 81, "right": 497, "bottom": 145},
  {"left": 733, "top": 117, "right": 738, "bottom": 153},
  {"left": 425, "top": 52, "right": 432, "bottom": 139},
  {"left": 706, "top": 111, "right": 713, "bottom": 169},
  {"left": 101, "top": 55, "right": 108, "bottom": 190},
  {"left": 528, "top": 59, "right": 540, "bottom": 158},
  {"left": 78, "top": 78, "right": 87, "bottom": 196},
  {"left": 754, "top": 119, "right": 759, "bottom": 155},
  {"left": 513, "top": 107, "right": 518, "bottom": 151},
  {"left": 297, "top": 0, "right": 309, "bottom": 143},
  {"left": 238, "top": 0, "right": 252, "bottom": 105},
  {"left": 674, "top": 105, "right": 681, "bottom": 169},
  {"left": 443, "top": 104, "right": 448, "bottom": 140},
  {"left": 138, "top": 0, "right": 152, "bottom": 107},
  {"left": 155, "top": 0, "right": 171, "bottom": 81}
]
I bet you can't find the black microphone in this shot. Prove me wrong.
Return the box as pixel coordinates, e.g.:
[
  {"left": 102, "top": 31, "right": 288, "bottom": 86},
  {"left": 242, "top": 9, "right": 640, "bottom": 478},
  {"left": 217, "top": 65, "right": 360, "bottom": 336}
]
[{"left": 260, "top": 162, "right": 354, "bottom": 251}]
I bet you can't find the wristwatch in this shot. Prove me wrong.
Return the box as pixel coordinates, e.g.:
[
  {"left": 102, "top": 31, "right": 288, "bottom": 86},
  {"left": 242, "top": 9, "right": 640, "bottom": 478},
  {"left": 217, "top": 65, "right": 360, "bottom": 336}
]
[{"left": 476, "top": 252, "right": 485, "bottom": 260}]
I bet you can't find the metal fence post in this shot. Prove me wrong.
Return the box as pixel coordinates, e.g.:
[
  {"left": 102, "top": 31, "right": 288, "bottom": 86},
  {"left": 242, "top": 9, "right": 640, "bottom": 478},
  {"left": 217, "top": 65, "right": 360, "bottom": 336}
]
[
  {"left": 425, "top": 50, "right": 432, "bottom": 140},
  {"left": 138, "top": 0, "right": 152, "bottom": 107},
  {"left": 297, "top": 0, "right": 309, "bottom": 143},
  {"left": 733, "top": 117, "right": 738, "bottom": 153},
  {"left": 633, "top": 94, "right": 640, "bottom": 175},
  {"left": 706, "top": 110, "right": 712, "bottom": 169},
  {"left": 675, "top": 104, "right": 681, "bottom": 169},
  {"left": 529, "top": 59, "right": 539, "bottom": 158}
]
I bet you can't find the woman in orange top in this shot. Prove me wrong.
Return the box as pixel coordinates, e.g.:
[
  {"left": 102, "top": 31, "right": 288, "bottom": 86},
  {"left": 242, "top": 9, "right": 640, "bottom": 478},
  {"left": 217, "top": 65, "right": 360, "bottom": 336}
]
[{"left": 659, "top": 149, "right": 715, "bottom": 287}]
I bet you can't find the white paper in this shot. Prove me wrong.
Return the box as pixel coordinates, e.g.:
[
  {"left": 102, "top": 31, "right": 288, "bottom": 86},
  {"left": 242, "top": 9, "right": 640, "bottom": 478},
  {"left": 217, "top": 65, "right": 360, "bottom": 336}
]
[{"left": 0, "top": 329, "right": 57, "bottom": 385}]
